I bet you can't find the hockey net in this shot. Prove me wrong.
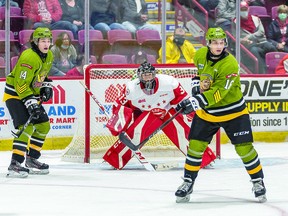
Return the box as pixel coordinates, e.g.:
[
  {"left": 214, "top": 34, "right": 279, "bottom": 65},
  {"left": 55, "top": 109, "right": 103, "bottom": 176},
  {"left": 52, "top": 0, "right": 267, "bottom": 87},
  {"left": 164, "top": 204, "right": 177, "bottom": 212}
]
[{"left": 62, "top": 64, "right": 220, "bottom": 163}]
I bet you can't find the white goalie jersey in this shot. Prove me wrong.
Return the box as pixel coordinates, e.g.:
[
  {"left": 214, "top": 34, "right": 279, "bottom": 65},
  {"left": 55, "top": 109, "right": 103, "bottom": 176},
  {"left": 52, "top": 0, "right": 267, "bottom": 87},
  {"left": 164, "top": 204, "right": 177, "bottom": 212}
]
[
  {"left": 117, "top": 74, "right": 188, "bottom": 118},
  {"left": 104, "top": 73, "right": 216, "bottom": 170}
]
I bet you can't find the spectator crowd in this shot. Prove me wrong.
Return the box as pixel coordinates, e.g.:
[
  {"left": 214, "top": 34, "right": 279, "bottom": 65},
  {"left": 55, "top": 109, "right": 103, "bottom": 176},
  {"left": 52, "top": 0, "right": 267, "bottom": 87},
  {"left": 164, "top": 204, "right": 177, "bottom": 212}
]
[{"left": 1, "top": 0, "right": 288, "bottom": 76}]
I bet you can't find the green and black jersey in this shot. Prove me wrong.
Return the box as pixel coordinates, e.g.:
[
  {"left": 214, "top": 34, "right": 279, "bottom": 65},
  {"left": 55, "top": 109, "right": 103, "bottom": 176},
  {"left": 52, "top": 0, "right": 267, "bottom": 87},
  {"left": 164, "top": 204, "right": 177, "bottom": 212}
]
[
  {"left": 3, "top": 48, "right": 53, "bottom": 102},
  {"left": 194, "top": 47, "right": 248, "bottom": 122}
]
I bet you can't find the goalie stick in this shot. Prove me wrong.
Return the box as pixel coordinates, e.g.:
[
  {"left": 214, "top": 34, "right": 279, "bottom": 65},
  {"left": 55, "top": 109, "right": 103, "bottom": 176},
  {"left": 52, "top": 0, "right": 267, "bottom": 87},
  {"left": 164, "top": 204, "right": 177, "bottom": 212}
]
[
  {"left": 11, "top": 100, "right": 43, "bottom": 138},
  {"left": 119, "top": 108, "right": 183, "bottom": 151},
  {"left": 79, "top": 81, "right": 178, "bottom": 171}
]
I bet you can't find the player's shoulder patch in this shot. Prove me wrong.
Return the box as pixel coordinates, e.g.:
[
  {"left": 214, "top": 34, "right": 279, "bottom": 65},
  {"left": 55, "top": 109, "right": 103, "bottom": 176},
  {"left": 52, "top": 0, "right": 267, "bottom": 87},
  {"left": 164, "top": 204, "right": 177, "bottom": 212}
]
[
  {"left": 20, "top": 63, "right": 33, "bottom": 69},
  {"left": 226, "top": 73, "right": 238, "bottom": 79}
]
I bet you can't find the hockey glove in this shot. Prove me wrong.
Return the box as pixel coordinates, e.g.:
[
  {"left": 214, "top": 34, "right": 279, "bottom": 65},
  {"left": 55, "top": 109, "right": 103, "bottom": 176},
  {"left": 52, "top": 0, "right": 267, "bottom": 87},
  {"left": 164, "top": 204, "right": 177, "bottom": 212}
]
[
  {"left": 40, "top": 77, "right": 53, "bottom": 102},
  {"left": 106, "top": 105, "right": 133, "bottom": 136},
  {"left": 176, "top": 97, "right": 201, "bottom": 114},
  {"left": 191, "top": 76, "right": 200, "bottom": 96},
  {"left": 24, "top": 98, "right": 42, "bottom": 119}
]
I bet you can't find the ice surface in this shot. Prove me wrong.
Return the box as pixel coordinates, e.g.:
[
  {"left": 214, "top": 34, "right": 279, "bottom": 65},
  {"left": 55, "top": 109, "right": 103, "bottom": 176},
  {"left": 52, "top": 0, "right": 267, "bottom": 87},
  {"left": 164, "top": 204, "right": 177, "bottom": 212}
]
[{"left": 0, "top": 143, "right": 287, "bottom": 216}]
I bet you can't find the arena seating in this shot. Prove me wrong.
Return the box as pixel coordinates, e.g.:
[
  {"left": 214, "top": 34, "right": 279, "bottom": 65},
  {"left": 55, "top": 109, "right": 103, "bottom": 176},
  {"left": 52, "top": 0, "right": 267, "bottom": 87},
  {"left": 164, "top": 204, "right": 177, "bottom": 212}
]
[
  {"left": 265, "top": 52, "right": 288, "bottom": 74},
  {"left": 102, "top": 54, "right": 128, "bottom": 64}
]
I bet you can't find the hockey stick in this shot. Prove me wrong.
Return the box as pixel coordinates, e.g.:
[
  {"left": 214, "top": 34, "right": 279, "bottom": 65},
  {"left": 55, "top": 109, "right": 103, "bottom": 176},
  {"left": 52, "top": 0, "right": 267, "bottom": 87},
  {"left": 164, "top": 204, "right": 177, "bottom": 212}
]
[
  {"left": 79, "top": 81, "right": 173, "bottom": 171},
  {"left": 133, "top": 150, "right": 178, "bottom": 171},
  {"left": 11, "top": 100, "right": 43, "bottom": 138},
  {"left": 119, "top": 108, "right": 183, "bottom": 151}
]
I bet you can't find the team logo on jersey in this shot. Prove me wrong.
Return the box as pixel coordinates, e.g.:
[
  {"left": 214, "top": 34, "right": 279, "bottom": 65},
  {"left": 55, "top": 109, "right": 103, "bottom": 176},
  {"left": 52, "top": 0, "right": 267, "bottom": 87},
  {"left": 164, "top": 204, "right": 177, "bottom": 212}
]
[
  {"left": 200, "top": 74, "right": 213, "bottom": 91},
  {"left": 33, "top": 74, "right": 46, "bottom": 88},
  {"left": 151, "top": 108, "right": 166, "bottom": 118}
]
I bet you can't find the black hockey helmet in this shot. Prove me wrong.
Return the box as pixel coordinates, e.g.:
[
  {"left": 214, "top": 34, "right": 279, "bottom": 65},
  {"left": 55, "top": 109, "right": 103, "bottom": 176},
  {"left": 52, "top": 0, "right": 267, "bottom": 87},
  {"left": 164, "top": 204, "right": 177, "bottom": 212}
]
[{"left": 137, "top": 62, "right": 156, "bottom": 91}]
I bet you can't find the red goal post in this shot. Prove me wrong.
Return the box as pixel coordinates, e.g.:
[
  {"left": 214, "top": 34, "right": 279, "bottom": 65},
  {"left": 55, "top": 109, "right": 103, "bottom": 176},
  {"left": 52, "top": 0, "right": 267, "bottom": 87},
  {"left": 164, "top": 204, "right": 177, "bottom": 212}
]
[{"left": 62, "top": 63, "right": 221, "bottom": 163}]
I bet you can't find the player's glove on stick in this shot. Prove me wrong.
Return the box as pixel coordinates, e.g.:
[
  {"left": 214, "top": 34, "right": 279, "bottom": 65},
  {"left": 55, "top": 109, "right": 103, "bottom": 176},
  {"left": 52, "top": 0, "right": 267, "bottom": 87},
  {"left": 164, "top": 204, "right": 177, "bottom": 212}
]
[
  {"left": 176, "top": 97, "right": 200, "bottom": 114},
  {"left": 191, "top": 76, "right": 200, "bottom": 96},
  {"left": 24, "top": 98, "right": 42, "bottom": 119},
  {"left": 40, "top": 77, "right": 53, "bottom": 102}
]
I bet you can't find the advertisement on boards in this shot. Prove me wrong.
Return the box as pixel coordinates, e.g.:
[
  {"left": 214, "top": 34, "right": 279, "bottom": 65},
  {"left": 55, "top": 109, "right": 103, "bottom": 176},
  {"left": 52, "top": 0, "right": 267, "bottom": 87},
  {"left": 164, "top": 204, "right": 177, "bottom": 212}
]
[
  {"left": 241, "top": 76, "right": 288, "bottom": 131},
  {"left": 0, "top": 76, "right": 288, "bottom": 140},
  {"left": 0, "top": 80, "right": 84, "bottom": 139}
]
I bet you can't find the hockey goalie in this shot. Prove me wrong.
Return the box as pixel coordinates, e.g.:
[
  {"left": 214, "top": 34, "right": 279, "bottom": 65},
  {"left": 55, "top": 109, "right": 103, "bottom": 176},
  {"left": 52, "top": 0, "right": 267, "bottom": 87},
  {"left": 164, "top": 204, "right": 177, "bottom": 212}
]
[{"left": 103, "top": 62, "right": 216, "bottom": 169}]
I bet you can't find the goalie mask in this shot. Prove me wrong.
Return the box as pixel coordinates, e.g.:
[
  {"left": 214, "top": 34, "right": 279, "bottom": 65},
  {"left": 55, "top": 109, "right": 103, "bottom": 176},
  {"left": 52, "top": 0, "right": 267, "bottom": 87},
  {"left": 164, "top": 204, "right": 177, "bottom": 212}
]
[{"left": 137, "top": 62, "right": 156, "bottom": 91}]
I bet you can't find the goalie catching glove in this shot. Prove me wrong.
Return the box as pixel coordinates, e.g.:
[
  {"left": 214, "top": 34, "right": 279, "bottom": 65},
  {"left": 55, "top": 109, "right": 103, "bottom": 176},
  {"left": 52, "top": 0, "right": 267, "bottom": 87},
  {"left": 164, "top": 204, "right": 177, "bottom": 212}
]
[
  {"left": 176, "top": 97, "right": 201, "bottom": 114},
  {"left": 40, "top": 77, "right": 53, "bottom": 102},
  {"left": 106, "top": 105, "right": 133, "bottom": 136},
  {"left": 23, "top": 97, "right": 42, "bottom": 119}
]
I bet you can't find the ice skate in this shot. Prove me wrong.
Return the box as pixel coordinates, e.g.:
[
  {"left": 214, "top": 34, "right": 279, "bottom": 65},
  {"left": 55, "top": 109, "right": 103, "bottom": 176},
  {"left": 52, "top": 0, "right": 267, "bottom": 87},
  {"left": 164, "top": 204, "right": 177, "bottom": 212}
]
[
  {"left": 175, "top": 177, "right": 194, "bottom": 203},
  {"left": 25, "top": 156, "right": 49, "bottom": 175},
  {"left": 6, "top": 159, "right": 29, "bottom": 178},
  {"left": 251, "top": 178, "right": 267, "bottom": 203}
]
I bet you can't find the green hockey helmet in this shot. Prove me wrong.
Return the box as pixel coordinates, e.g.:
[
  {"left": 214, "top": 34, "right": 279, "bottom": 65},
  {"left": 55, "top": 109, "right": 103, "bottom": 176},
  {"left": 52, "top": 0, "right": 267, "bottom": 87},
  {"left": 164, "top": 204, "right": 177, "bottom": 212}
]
[
  {"left": 33, "top": 27, "right": 52, "bottom": 44},
  {"left": 205, "top": 27, "right": 228, "bottom": 47}
]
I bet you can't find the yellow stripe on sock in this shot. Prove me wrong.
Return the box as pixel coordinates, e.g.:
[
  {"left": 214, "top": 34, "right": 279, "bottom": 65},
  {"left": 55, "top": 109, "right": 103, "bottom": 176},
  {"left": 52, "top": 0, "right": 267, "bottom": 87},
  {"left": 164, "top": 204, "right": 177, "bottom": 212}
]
[
  {"left": 30, "top": 144, "right": 42, "bottom": 151},
  {"left": 185, "top": 163, "right": 201, "bottom": 171},
  {"left": 13, "top": 149, "right": 25, "bottom": 156},
  {"left": 248, "top": 165, "right": 262, "bottom": 175}
]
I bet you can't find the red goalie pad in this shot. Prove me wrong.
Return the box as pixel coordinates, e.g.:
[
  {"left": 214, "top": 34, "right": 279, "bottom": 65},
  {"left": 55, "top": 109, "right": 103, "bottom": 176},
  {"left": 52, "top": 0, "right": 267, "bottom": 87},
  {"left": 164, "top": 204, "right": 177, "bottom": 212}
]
[
  {"left": 103, "top": 110, "right": 216, "bottom": 169},
  {"left": 103, "top": 140, "right": 216, "bottom": 169},
  {"left": 201, "top": 146, "right": 217, "bottom": 168},
  {"left": 106, "top": 105, "right": 133, "bottom": 136},
  {"left": 103, "top": 111, "right": 163, "bottom": 169},
  {"left": 103, "top": 139, "right": 134, "bottom": 169}
]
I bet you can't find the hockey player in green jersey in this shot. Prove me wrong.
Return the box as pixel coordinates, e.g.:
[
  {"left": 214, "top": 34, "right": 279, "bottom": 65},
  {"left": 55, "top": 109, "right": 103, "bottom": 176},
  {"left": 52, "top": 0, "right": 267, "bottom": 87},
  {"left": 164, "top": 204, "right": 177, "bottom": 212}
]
[
  {"left": 175, "top": 27, "right": 267, "bottom": 203},
  {"left": 3, "top": 27, "right": 54, "bottom": 178}
]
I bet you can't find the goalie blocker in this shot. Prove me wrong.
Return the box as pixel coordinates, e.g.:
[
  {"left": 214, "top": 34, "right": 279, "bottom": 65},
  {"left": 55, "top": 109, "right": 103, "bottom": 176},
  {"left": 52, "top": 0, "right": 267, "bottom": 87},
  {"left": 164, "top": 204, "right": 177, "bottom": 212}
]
[{"left": 104, "top": 108, "right": 216, "bottom": 169}]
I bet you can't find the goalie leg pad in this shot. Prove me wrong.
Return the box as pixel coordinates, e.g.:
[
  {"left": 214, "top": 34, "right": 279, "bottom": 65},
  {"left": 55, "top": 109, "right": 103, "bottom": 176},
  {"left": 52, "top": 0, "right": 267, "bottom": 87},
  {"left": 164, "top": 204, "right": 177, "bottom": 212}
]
[
  {"left": 103, "top": 112, "right": 163, "bottom": 169},
  {"left": 103, "top": 140, "right": 134, "bottom": 169},
  {"left": 201, "top": 147, "right": 216, "bottom": 168},
  {"left": 162, "top": 109, "right": 216, "bottom": 168}
]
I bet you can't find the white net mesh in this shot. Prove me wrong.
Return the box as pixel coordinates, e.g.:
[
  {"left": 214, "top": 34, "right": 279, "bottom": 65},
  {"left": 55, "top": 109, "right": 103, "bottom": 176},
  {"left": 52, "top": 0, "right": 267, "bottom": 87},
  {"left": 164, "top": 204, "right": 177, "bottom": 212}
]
[{"left": 62, "top": 64, "right": 219, "bottom": 162}]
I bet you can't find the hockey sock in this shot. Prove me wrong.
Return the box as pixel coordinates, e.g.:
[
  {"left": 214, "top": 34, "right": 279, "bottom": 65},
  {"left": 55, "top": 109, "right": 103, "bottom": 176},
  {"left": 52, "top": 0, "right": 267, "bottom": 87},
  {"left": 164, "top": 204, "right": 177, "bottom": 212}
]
[
  {"left": 184, "top": 139, "right": 208, "bottom": 180},
  {"left": 235, "top": 142, "right": 264, "bottom": 179}
]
